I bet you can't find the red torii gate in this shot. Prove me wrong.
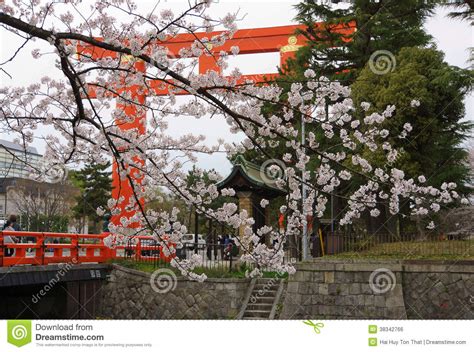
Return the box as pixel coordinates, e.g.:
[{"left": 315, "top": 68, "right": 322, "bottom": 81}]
[{"left": 74, "top": 23, "right": 355, "bottom": 227}]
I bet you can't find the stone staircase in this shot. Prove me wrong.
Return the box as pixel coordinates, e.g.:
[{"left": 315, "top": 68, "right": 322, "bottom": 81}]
[{"left": 237, "top": 277, "right": 285, "bottom": 320}]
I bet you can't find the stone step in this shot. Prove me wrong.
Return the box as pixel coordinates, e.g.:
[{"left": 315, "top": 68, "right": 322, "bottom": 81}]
[
  {"left": 243, "top": 310, "right": 271, "bottom": 318},
  {"left": 247, "top": 303, "right": 272, "bottom": 310},
  {"left": 251, "top": 290, "right": 277, "bottom": 297},
  {"left": 248, "top": 302, "right": 273, "bottom": 306},
  {"left": 255, "top": 282, "right": 280, "bottom": 286},
  {"left": 238, "top": 278, "right": 284, "bottom": 320},
  {"left": 254, "top": 280, "right": 279, "bottom": 286},
  {"left": 251, "top": 296, "right": 275, "bottom": 301},
  {"left": 252, "top": 284, "right": 278, "bottom": 291},
  {"left": 253, "top": 283, "right": 278, "bottom": 289},
  {"left": 246, "top": 309, "right": 272, "bottom": 314}
]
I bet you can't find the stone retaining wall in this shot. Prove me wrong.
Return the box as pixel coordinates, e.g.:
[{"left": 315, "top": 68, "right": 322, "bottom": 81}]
[
  {"left": 280, "top": 259, "right": 474, "bottom": 320},
  {"left": 100, "top": 261, "right": 473, "bottom": 320},
  {"left": 403, "top": 261, "right": 473, "bottom": 319},
  {"left": 99, "top": 265, "right": 249, "bottom": 319}
]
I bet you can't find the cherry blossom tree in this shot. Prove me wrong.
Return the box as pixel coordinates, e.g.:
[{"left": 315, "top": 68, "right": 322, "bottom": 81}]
[{"left": 0, "top": 0, "right": 469, "bottom": 280}]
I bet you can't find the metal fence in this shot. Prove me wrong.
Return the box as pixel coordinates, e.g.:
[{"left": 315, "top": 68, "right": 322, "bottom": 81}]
[
  {"left": 307, "top": 232, "right": 474, "bottom": 258},
  {"left": 122, "top": 239, "right": 240, "bottom": 272}
]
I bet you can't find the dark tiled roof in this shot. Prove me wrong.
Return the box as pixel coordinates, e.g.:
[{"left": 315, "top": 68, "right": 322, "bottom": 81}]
[{"left": 217, "top": 155, "right": 285, "bottom": 197}]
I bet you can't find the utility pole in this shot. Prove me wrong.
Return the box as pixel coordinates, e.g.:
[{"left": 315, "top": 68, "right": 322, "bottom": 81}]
[
  {"left": 301, "top": 114, "right": 308, "bottom": 261},
  {"left": 194, "top": 208, "right": 199, "bottom": 254}
]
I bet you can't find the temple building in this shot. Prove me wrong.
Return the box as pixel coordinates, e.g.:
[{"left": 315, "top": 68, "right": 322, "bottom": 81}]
[{"left": 217, "top": 155, "right": 286, "bottom": 244}]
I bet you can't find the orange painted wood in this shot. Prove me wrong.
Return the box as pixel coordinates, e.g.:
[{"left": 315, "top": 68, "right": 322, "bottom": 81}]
[
  {"left": 0, "top": 231, "right": 174, "bottom": 267},
  {"left": 75, "top": 22, "right": 354, "bottom": 59}
]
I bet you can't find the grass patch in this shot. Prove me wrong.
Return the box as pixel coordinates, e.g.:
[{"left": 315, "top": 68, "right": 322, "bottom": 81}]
[
  {"left": 329, "top": 240, "right": 474, "bottom": 260},
  {"left": 109, "top": 259, "right": 288, "bottom": 279}
]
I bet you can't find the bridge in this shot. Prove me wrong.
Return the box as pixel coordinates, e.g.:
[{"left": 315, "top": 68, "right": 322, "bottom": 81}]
[
  {"left": 0, "top": 230, "right": 169, "bottom": 267},
  {"left": 0, "top": 230, "right": 214, "bottom": 319},
  {"left": 0, "top": 230, "right": 160, "bottom": 319},
  {"left": 0, "top": 263, "right": 109, "bottom": 319}
]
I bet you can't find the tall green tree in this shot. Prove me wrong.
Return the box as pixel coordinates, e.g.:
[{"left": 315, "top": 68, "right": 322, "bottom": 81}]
[
  {"left": 71, "top": 161, "right": 112, "bottom": 233},
  {"left": 288, "top": 0, "right": 436, "bottom": 83},
  {"left": 351, "top": 46, "right": 473, "bottom": 235},
  {"left": 242, "top": 0, "right": 438, "bottom": 230}
]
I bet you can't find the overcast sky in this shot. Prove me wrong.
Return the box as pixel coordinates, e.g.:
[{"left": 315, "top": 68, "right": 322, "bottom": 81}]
[{"left": 0, "top": 0, "right": 472, "bottom": 176}]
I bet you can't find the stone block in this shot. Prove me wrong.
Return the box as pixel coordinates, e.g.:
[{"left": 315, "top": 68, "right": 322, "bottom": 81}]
[
  {"left": 335, "top": 296, "right": 345, "bottom": 306},
  {"left": 312, "top": 294, "right": 324, "bottom": 305},
  {"left": 324, "top": 271, "right": 335, "bottom": 283},
  {"left": 303, "top": 271, "right": 313, "bottom": 282},
  {"left": 349, "top": 283, "right": 361, "bottom": 295},
  {"left": 374, "top": 295, "right": 385, "bottom": 308},
  {"left": 297, "top": 283, "right": 309, "bottom": 294},
  {"left": 185, "top": 294, "right": 196, "bottom": 307},
  {"left": 386, "top": 293, "right": 404, "bottom": 308},
  {"left": 287, "top": 281, "right": 299, "bottom": 293},
  {"left": 356, "top": 295, "right": 365, "bottom": 306},
  {"left": 364, "top": 295, "right": 375, "bottom": 306},
  {"left": 312, "top": 272, "right": 325, "bottom": 283},
  {"left": 339, "top": 284, "right": 349, "bottom": 296},
  {"left": 328, "top": 283, "right": 338, "bottom": 295},
  {"left": 319, "top": 284, "right": 329, "bottom": 295},
  {"left": 354, "top": 272, "right": 369, "bottom": 283},
  {"left": 324, "top": 295, "right": 336, "bottom": 305},
  {"left": 344, "top": 295, "right": 356, "bottom": 307},
  {"left": 361, "top": 284, "right": 373, "bottom": 294}
]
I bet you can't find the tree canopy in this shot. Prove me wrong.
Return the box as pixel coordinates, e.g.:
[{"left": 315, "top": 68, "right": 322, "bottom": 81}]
[
  {"left": 288, "top": 0, "right": 436, "bottom": 83},
  {"left": 71, "top": 161, "right": 112, "bottom": 233}
]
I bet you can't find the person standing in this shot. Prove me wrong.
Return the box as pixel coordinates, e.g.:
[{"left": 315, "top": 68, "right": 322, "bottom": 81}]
[
  {"left": 310, "top": 231, "right": 319, "bottom": 258},
  {"left": 8, "top": 214, "right": 29, "bottom": 243},
  {"left": 8, "top": 215, "right": 21, "bottom": 231},
  {"left": 219, "top": 234, "right": 227, "bottom": 260},
  {"left": 206, "top": 235, "right": 214, "bottom": 261},
  {"left": 2, "top": 220, "right": 18, "bottom": 257}
]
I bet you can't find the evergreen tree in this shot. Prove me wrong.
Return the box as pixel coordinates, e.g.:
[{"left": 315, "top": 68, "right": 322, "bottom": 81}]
[
  {"left": 443, "top": 0, "right": 473, "bottom": 24},
  {"left": 351, "top": 47, "right": 473, "bottom": 235},
  {"left": 241, "top": 1, "right": 471, "bottom": 236},
  {"left": 71, "top": 161, "right": 112, "bottom": 233},
  {"left": 287, "top": 0, "right": 436, "bottom": 83}
]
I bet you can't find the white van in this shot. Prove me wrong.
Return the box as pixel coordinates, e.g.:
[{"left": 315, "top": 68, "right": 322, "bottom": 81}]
[{"left": 180, "top": 234, "right": 206, "bottom": 248}]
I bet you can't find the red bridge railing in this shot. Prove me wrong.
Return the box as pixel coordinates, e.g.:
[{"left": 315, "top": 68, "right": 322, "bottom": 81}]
[{"left": 0, "top": 230, "right": 171, "bottom": 267}]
